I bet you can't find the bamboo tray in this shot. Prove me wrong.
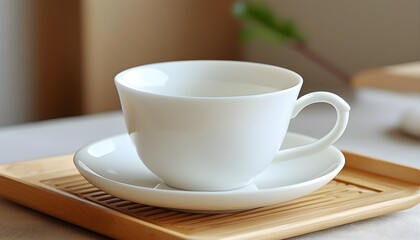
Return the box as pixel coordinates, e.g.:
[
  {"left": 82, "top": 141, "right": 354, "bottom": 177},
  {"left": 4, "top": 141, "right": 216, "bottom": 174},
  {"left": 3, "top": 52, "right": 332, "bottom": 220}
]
[{"left": 0, "top": 152, "right": 419, "bottom": 240}]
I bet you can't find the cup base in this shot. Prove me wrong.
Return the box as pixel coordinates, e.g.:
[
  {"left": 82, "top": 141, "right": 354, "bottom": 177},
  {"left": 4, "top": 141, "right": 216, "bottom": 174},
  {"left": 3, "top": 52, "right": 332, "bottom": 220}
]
[{"left": 159, "top": 179, "right": 257, "bottom": 192}]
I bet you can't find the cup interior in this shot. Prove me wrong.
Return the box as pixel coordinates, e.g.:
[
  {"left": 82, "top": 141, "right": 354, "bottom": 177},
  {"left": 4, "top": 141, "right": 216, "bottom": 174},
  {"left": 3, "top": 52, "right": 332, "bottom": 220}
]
[{"left": 115, "top": 61, "right": 302, "bottom": 98}]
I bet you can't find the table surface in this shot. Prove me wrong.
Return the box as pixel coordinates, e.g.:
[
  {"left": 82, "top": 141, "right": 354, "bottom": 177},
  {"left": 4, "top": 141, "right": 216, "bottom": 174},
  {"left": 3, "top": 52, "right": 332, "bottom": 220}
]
[{"left": 0, "top": 88, "right": 419, "bottom": 240}]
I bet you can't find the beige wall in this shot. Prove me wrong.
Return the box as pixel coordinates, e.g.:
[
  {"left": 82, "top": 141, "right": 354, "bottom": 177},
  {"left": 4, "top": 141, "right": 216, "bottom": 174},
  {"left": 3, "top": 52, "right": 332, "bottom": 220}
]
[
  {"left": 82, "top": 0, "right": 239, "bottom": 114},
  {"left": 242, "top": 0, "right": 420, "bottom": 92}
]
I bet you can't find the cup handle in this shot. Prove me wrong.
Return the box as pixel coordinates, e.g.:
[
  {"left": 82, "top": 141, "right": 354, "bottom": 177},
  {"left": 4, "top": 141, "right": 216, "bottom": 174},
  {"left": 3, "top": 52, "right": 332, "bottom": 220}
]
[{"left": 275, "top": 91, "right": 350, "bottom": 161}]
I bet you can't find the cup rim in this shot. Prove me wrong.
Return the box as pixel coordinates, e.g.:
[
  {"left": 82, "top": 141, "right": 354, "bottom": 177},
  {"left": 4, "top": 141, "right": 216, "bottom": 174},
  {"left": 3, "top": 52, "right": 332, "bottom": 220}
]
[{"left": 114, "top": 60, "right": 303, "bottom": 100}]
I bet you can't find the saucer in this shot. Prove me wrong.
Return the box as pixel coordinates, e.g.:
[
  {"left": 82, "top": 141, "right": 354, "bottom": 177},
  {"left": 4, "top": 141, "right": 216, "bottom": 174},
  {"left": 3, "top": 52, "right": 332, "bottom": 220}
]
[{"left": 74, "top": 132, "right": 345, "bottom": 212}]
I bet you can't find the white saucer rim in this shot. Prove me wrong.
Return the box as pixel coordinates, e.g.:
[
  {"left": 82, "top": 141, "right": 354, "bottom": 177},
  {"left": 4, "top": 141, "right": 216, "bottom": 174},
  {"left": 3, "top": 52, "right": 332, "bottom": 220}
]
[{"left": 74, "top": 132, "right": 345, "bottom": 196}]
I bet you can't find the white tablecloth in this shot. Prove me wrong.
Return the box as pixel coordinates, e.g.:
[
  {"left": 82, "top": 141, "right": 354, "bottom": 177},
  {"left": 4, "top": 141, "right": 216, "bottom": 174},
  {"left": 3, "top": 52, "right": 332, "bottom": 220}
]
[{"left": 0, "top": 89, "right": 419, "bottom": 239}]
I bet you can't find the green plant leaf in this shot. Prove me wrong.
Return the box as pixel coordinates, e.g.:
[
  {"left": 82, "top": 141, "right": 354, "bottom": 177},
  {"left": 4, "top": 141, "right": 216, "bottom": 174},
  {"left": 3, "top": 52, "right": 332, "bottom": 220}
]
[
  {"left": 240, "top": 25, "right": 286, "bottom": 43},
  {"left": 233, "top": 0, "right": 306, "bottom": 43}
]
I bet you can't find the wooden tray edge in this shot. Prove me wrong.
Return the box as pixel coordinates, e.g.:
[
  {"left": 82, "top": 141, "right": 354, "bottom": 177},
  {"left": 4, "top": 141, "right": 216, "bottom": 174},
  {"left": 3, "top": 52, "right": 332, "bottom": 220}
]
[{"left": 343, "top": 151, "right": 420, "bottom": 185}]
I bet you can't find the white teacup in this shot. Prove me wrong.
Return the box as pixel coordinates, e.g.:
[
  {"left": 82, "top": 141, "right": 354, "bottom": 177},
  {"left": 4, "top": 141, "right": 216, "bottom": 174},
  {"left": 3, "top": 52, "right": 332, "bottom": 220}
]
[{"left": 115, "top": 60, "right": 350, "bottom": 191}]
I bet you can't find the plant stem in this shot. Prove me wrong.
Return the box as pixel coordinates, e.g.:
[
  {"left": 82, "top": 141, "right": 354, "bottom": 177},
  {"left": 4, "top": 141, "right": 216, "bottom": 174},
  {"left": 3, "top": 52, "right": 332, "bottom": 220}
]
[{"left": 291, "top": 43, "right": 350, "bottom": 84}]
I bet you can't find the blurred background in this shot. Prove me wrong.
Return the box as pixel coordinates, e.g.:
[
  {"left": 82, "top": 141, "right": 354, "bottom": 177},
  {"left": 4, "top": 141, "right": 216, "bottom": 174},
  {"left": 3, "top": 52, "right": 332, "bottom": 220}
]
[{"left": 1, "top": 0, "right": 419, "bottom": 127}]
